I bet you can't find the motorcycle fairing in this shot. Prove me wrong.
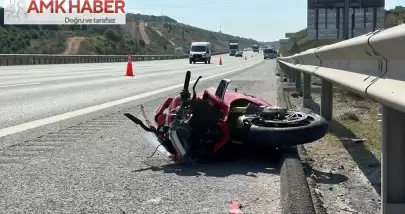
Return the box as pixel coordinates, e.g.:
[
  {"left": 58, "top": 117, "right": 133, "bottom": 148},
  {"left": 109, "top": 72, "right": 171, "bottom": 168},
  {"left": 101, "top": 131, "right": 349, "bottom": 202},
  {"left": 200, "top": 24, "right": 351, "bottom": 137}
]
[
  {"left": 215, "top": 79, "right": 232, "bottom": 103},
  {"left": 169, "top": 125, "right": 187, "bottom": 157},
  {"left": 211, "top": 121, "right": 231, "bottom": 154},
  {"left": 201, "top": 88, "right": 273, "bottom": 121}
]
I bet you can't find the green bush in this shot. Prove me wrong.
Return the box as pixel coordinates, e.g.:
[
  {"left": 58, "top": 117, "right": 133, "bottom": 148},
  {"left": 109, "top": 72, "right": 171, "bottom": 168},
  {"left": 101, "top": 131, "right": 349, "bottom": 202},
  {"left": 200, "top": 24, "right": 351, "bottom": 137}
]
[{"left": 104, "top": 28, "right": 121, "bottom": 42}]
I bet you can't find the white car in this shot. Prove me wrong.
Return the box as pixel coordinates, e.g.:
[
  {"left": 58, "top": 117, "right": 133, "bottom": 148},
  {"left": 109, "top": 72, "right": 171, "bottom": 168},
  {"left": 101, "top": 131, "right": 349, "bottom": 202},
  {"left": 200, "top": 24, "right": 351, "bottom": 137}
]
[
  {"left": 235, "top": 50, "right": 243, "bottom": 57},
  {"left": 189, "top": 42, "right": 212, "bottom": 64}
]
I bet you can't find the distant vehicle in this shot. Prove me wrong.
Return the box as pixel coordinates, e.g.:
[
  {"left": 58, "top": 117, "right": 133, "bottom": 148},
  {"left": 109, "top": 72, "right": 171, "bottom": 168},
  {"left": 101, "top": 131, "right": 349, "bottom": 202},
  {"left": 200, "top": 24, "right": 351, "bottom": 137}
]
[
  {"left": 252, "top": 45, "right": 259, "bottom": 52},
  {"left": 264, "top": 48, "right": 277, "bottom": 59},
  {"left": 235, "top": 50, "right": 243, "bottom": 57},
  {"left": 189, "top": 42, "right": 211, "bottom": 64},
  {"left": 229, "top": 40, "right": 239, "bottom": 56}
]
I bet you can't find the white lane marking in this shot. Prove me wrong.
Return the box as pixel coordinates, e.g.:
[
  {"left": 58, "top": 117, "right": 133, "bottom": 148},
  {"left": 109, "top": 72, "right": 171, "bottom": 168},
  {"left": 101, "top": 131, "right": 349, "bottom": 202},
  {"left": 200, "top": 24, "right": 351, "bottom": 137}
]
[
  {"left": 2, "top": 62, "right": 242, "bottom": 85},
  {"left": 0, "top": 59, "right": 262, "bottom": 138},
  {"left": 0, "top": 64, "right": 199, "bottom": 77},
  {"left": 0, "top": 58, "right": 231, "bottom": 80},
  {"left": 0, "top": 82, "right": 41, "bottom": 88}
]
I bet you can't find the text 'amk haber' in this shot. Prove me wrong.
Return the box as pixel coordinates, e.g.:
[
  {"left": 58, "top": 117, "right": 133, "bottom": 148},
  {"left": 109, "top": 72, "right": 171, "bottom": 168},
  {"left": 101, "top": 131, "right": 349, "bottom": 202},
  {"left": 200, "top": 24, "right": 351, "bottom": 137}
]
[{"left": 26, "top": 0, "right": 126, "bottom": 14}]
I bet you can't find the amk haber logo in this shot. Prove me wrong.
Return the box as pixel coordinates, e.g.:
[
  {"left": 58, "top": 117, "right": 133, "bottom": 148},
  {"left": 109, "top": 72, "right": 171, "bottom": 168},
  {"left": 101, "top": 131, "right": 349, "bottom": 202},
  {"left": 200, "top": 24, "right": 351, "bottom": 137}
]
[{"left": 3, "top": 0, "right": 127, "bottom": 25}]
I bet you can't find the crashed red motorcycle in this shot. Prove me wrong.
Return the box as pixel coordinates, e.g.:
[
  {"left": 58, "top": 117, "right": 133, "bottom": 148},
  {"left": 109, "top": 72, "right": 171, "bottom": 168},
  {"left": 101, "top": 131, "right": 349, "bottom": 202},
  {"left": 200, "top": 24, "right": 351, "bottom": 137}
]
[{"left": 125, "top": 71, "right": 328, "bottom": 163}]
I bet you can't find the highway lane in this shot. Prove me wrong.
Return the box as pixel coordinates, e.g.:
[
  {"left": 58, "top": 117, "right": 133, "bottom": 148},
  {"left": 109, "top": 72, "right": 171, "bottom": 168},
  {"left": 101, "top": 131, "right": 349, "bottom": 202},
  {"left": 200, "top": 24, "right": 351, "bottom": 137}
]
[
  {"left": 0, "top": 59, "right": 282, "bottom": 213},
  {"left": 0, "top": 52, "right": 260, "bottom": 129}
]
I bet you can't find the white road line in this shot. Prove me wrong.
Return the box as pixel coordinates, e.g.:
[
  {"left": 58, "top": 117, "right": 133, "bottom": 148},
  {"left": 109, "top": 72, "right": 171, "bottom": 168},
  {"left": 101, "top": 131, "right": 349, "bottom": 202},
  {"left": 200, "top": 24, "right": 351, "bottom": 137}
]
[
  {"left": 0, "top": 59, "right": 262, "bottom": 138},
  {"left": 0, "top": 82, "right": 41, "bottom": 88}
]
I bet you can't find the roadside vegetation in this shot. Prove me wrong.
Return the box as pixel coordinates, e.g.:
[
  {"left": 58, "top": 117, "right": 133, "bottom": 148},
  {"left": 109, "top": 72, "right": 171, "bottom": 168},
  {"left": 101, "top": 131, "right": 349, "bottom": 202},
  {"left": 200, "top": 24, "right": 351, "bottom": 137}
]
[
  {"left": 0, "top": 7, "right": 259, "bottom": 55},
  {"left": 303, "top": 77, "right": 382, "bottom": 157}
]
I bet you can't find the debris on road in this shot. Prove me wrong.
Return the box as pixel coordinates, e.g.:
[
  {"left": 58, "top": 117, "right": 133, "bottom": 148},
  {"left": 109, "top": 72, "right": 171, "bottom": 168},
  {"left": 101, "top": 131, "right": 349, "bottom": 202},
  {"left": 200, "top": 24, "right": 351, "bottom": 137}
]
[
  {"left": 339, "top": 137, "right": 367, "bottom": 143},
  {"left": 229, "top": 200, "right": 243, "bottom": 214}
]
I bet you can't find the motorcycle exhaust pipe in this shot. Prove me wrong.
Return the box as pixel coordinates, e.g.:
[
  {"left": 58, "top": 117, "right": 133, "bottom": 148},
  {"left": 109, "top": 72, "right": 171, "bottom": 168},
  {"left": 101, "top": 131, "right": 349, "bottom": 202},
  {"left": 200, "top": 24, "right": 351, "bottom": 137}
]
[{"left": 124, "top": 113, "right": 172, "bottom": 158}]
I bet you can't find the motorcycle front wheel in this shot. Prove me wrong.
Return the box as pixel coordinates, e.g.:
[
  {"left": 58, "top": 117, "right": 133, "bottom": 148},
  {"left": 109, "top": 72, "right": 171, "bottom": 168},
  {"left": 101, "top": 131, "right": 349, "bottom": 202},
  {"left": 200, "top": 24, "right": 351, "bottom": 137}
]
[{"left": 239, "top": 111, "right": 328, "bottom": 147}]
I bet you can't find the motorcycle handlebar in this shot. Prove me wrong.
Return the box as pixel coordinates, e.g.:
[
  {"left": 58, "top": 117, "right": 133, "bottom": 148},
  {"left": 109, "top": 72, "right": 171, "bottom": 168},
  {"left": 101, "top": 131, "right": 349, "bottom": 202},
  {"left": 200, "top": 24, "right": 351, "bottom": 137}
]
[{"left": 183, "top": 71, "right": 191, "bottom": 93}]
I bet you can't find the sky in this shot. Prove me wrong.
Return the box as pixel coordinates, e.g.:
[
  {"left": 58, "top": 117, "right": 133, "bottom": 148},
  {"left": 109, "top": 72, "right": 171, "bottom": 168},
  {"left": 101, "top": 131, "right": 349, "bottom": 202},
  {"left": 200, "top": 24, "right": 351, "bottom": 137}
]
[
  {"left": 0, "top": 0, "right": 403, "bottom": 41},
  {"left": 129, "top": 0, "right": 402, "bottom": 42}
]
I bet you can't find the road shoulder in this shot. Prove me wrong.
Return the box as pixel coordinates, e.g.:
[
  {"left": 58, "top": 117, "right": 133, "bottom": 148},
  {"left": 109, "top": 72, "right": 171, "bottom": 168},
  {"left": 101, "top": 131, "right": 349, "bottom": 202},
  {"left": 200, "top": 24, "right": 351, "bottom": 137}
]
[
  {"left": 276, "top": 66, "right": 316, "bottom": 214},
  {"left": 282, "top": 76, "right": 381, "bottom": 213}
]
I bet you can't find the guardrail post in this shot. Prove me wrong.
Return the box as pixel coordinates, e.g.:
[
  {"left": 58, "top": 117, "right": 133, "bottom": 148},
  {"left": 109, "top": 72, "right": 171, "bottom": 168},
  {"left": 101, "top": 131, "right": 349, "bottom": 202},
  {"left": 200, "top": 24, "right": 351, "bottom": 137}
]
[
  {"left": 295, "top": 70, "right": 302, "bottom": 95},
  {"left": 288, "top": 67, "right": 294, "bottom": 83},
  {"left": 291, "top": 69, "right": 296, "bottom": 82},
  {"left": 303, "top": 73, "right": 311, "bottom": 108},
  {"left": 382, "top": 106, "right": 405, "bottom": 214},
  {"left": 320, "top": 79, "right": 333, "bottom": 121}
]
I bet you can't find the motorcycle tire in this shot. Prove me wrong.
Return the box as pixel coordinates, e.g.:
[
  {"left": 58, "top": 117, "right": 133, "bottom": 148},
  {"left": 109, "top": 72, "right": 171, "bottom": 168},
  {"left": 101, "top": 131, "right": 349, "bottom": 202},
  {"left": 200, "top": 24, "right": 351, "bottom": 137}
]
[{"left": 241, "top": 113, "right": 328, "bottom": 147}]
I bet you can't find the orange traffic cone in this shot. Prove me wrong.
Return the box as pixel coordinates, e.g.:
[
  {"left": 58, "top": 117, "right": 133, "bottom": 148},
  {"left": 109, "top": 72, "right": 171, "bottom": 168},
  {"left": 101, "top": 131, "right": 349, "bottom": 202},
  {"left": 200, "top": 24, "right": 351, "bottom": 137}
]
[
  {"left": 126, "top": 53, "right": 134, "bottom": 76},
  {"left": 219, "top": 56, "right": 222, "bottom": 65}
]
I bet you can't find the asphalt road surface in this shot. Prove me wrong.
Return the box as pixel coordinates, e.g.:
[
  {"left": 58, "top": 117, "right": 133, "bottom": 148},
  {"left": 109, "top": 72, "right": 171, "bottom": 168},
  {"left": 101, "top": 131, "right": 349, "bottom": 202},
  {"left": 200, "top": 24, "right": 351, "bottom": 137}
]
[
  {"left": 0, "top": 52, "right": 257, "bottom": 130},
  {"left": 0, "top": 55, "right": 283, "bottom": 213}
]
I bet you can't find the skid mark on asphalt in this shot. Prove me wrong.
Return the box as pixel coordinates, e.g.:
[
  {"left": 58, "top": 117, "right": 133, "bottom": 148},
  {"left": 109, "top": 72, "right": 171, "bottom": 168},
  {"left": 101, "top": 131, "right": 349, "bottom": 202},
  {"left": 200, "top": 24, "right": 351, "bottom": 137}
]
[
  {"left": 0, "top": 88, "right": 173, "bottom": 168},
  {"left": 0, "top": 112, "right": 137, "bottom": 168},
  {"left": 0, "top": 82, "right": 41, "bottom": 88}
]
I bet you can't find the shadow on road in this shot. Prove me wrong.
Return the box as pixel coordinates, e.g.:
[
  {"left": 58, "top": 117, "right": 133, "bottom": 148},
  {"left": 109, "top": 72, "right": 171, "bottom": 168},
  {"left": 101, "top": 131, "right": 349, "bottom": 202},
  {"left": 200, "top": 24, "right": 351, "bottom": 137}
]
[
  {"left": 329, "top": 120, "right": 381, "bottom": 195},
  {"left": 303, "top": 99, "right": 381, "bottom": 194},
  {"left": 305, "top": 98, "right": 321, "bottom": 114},
  {"left": 132, "top": 145, "right": 281, "bottom": 178},
  {"left": 310, "top": 168, "right": 349, "bottom": 184}
]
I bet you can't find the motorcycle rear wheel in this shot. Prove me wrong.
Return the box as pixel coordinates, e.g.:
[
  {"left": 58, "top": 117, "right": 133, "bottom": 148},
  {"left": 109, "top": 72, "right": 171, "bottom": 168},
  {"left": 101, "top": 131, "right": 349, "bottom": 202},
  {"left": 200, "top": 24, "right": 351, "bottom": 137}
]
[{"left": 240, "top": 112, "right": 328, "bottom": 147}]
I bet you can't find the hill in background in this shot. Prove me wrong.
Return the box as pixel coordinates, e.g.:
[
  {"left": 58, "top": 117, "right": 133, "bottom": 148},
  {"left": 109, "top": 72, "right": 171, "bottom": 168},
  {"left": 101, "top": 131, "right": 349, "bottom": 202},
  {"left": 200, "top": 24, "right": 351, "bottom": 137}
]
[{"left": 0, "top": 7, "right": 261, "bottom": 55}]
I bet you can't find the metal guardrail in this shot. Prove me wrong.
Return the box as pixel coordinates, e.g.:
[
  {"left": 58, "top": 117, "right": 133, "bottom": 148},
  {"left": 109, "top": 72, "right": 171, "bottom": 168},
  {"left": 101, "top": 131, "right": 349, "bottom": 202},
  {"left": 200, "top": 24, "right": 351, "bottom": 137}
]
[
  {"left": 0, "top": 52, "right": 228, "bottom": 66},
  {"left": 276, "top": 23, "right": 405, "bottom": 214}
]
